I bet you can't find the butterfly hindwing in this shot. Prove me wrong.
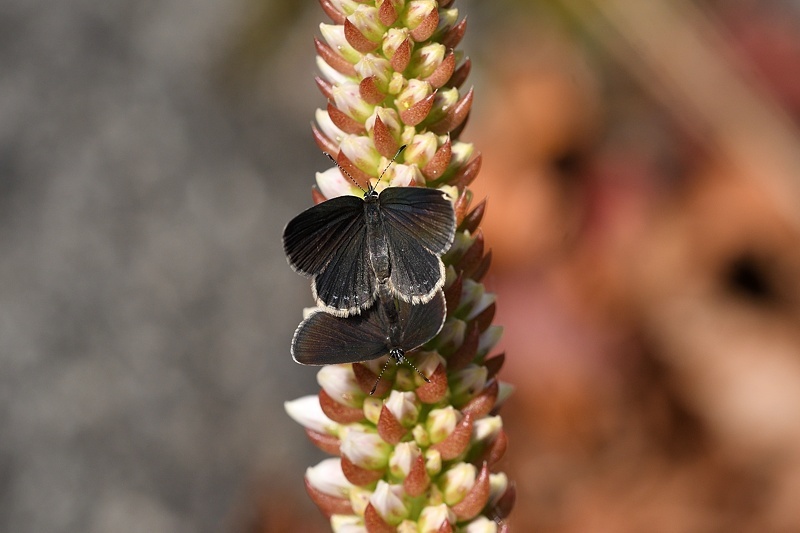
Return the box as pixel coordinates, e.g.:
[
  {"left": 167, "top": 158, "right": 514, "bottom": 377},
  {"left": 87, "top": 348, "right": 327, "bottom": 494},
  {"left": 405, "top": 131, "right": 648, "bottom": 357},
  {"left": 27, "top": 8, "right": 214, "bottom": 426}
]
[
  {"left": 395, "top": 289, "right": 447, "bottom": 350},
  {"left": 291, "top": 305, "right": 388, "bottom": 366},
  {"left": 385, "top": 224, "right": 445, "bottom": 303},
  {"left": 379, "top": 188, "right": 455, "bottom": 303},
  {"left": 282, "top": 195, "right": 365, "bottom": 277}
]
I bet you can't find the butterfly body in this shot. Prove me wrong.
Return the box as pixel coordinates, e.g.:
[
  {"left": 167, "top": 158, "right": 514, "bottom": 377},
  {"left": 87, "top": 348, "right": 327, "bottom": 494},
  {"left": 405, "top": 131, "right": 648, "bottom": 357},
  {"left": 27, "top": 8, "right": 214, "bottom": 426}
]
[{"left": 363, "top": 191, "right": 391, "bottom": 282}]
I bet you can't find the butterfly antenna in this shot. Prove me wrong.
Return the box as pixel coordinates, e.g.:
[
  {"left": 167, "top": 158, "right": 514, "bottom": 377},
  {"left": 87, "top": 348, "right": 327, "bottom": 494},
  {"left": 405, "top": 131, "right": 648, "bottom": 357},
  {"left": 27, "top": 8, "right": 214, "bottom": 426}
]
[
  {"left": 370, "top": 358, "right": 393, "bottom": 395},
  {"left": 324, "top": 151, "right": 367, "bottom": 194},
  {"left": 374, "top": 145, "right": 407, "bottom": 191},
  {"left": 369, "top": 347, "right": 430, "bottom": 395},
  {"left": 392, "top": 348, "right": 431, "bottom": 384}
]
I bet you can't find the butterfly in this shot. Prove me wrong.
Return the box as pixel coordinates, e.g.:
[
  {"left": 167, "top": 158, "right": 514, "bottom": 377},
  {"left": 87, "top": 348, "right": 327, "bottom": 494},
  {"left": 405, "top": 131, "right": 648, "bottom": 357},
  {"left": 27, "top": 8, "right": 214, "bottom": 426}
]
[
  {"left": 292, "top": 288, "right": 446, "bottom": 393},
  {"left": 282, "top": 147, "right": 456, "bottom": 317}
]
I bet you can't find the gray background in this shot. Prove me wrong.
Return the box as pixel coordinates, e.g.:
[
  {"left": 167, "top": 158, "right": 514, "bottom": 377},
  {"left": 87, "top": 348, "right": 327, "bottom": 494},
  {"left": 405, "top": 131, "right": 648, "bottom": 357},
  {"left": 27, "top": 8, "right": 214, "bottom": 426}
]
[{"left": 0, "top": 0, "right": 339, "bottom": 530}]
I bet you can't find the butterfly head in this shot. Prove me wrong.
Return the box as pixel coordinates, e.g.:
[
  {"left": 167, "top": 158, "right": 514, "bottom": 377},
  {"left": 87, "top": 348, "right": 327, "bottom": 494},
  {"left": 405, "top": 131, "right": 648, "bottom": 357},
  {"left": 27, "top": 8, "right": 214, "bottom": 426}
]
[{"left": 389, "top": 348, "right": 405, "bottom": 362}]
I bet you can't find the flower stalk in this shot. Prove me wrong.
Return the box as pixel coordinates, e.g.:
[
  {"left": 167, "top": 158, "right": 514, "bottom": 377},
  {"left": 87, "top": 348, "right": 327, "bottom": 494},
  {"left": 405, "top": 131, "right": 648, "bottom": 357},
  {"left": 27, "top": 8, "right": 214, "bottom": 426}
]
[{"left": 285, "top": 0, "right": 514, "bottom": 530}]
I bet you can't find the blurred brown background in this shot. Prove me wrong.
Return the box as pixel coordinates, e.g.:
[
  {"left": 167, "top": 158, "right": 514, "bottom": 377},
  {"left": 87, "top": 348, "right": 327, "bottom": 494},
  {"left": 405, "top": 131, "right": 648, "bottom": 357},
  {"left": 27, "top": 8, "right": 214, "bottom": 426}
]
[{"left": 3, "top": 0, "right": 800, "bottom": 532}]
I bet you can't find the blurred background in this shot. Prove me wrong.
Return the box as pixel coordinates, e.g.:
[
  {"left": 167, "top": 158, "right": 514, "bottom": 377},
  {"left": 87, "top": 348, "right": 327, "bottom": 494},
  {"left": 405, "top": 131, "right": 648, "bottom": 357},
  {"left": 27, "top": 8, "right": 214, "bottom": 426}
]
[{"left": 3, "top": 0, "right": 800, "bottom": 531}]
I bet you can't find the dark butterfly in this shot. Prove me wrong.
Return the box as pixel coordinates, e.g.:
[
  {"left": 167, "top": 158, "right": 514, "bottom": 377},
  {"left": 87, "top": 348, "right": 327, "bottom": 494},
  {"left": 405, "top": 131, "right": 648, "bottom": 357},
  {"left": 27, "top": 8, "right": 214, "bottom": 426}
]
[
  {"left": 292, "top": 289, "right": 446, "bottom": 393},
  {"left": 282, "top": 149, "right": 456, "bottom": 317}
]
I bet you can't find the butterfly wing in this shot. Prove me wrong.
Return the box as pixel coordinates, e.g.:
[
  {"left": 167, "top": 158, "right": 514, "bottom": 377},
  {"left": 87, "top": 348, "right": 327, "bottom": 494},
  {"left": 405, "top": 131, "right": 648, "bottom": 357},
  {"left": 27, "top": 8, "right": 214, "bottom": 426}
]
[
  {"left": 282, "top": 195, "right": 364, "bottom": 277},
  {"left": 379, "top": 187, "right": 456, "bottom": 254},
  {"left": 395, "top": 289, "right": 447, "bottom": 351},
  {"left": 311, "top": 220, "right": 377, "bottom": 315},
  {"left": 291, "top": 307, "right": 389, "bottom": 365},
  {"left": 379, "top": 188, "right": 455, "bottom": 303}
]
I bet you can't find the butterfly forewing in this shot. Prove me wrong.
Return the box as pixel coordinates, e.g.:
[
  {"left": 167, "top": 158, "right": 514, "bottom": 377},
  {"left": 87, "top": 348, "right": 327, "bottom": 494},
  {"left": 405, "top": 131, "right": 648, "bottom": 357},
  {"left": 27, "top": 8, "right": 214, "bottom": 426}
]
[
  {"left": 312, "top": 222, "right": 376, "bottom": 315},
  {"left": 379, "top": 187, "right": 456, "bottom": 255},
  {"left": 282, "top": 195, "right": 365, "bottom": 276},
  {"left": 292, "top": 307, "right": 388, "bottom": 365}
]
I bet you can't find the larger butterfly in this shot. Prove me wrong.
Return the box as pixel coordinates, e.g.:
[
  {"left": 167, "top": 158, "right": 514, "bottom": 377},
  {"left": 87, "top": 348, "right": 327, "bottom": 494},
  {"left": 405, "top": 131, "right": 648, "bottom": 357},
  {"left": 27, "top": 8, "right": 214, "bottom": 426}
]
[
  {"left": 292, "top": 289, "right": 446, "bottom": 393},
  {"left": 283, "top": 156, "right": 456, "bottom": 317}
]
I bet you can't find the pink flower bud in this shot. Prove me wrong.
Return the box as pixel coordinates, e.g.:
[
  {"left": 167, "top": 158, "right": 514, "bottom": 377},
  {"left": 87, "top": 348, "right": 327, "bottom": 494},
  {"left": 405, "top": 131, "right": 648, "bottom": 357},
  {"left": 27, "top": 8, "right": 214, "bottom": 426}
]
[
  {"left": 397, "top": 79, "right": 433, "bottom": 111},
  {"left": 404, "top": 0, "right": 437, "bottom": 38},
  {"left": 389, "top": 441, "right": 421, "bottom": 478},
  {"left": 350, "top": 5, "right": 385, "bottom": 43},
  {"left": 315, "top": 108, "right": 346, "bottom": 146},
  {"left": 366, "top": 107, "right": 402, "bottom": 138},
  {"left": 382, "top": 28, "right": 411, "bottom": 64},
  {"left": 320, "top": 23, "right": 361, "bottom": 64},
  {"left": 355, "top": 54, "right": 392, "bottom": 87},
  {"left": 332, "top": 84, "right": 375, "bottom": 123},
  {"left": 404, "top": 132, "right": 438, "bottom": 167},
  {"left": 410, "top": 43, "right": 446, "bottom": 79},
  {"left": 316, "top": 55, "right": 352, "bottom": 86},
  {"left": 339, "top": 134, "right": 381, "bottom": 173},
  {"left": 450, "top": 365, "right": 488, "bottom": 405}
]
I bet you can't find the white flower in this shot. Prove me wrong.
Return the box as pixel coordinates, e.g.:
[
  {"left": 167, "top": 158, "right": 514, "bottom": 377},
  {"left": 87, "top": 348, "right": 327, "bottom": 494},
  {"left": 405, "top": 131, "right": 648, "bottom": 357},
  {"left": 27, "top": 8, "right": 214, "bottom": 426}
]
[
  {"left": 389, "top": 441, "right": 421, "bottom": 477},
  {"left": 369, "top": 481, "right": 408, "bottom": 525},
  {"left": 284, "top": 395, "right": 339, "bottom": 434},
  {"left": 418, "top": 504, "right": 455, "bottom": 532},
  {"left": 427, "top": 406, "right": 459, "bottom": 444},
  {"left": 439, "top": 462, "right": 476, "bottom": 505},
  {"left": 331, "top": 514, "right": 366, "bottom": 533},
  {"left": 385, "top": 390, "right": 420, "bottom": 426},
  {"left": 306, "top": 458, "right": 353, "bottom": 498},
  {"left": 340, "top": 426, "right": 391, "bottom": 469},
  {"left": 317, "top": 364, "right": 365, "bottom": 408},
  {"left": 316, "top": 167, "right": 362, "bottom": 200},
  {"left": 316, "top": 108, "right": 346, "bottom": 146},
  {"left": 472, "top": 416, "right": 503, "bottom": 444},
  {"left": 463, "top": 516, "right": 498, "bottom": 533}
]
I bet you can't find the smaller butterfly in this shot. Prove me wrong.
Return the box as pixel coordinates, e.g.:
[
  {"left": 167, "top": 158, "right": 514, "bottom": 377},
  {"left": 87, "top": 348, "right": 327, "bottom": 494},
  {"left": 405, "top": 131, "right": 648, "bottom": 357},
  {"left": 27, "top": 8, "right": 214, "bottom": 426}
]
[{"left": 292, "top": 288, "right": 446, "bottom": 394}]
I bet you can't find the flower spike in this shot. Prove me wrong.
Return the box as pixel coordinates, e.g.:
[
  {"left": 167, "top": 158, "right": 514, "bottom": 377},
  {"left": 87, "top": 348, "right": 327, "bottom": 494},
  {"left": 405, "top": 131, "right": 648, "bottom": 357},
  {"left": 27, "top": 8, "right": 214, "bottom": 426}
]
[{"left": 284, "top": 0, "right": 513, "bottom": 529}]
